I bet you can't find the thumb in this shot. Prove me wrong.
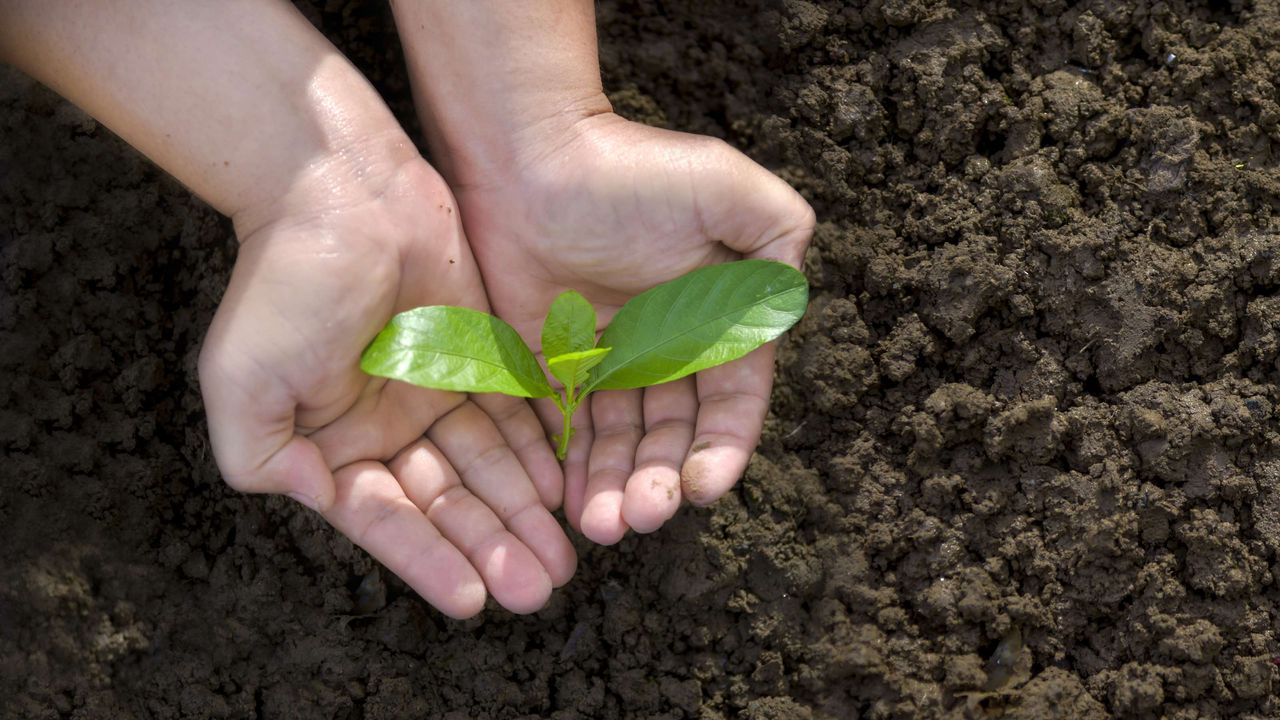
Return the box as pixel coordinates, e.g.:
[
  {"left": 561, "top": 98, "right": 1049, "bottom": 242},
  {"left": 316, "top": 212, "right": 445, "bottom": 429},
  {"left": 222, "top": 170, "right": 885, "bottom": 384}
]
[
  {"left": 694, "top": 138, "right": 815, "bottom": 268},
  {"left": 198, "top": 343, "right": 335, "bottom": 512}
]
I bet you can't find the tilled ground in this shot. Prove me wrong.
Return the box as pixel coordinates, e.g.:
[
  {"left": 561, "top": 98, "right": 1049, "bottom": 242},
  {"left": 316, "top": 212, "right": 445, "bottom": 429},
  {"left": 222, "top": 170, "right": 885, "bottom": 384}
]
[{"left": 3, "top": 1, "right": 1280, "bottom": 718}]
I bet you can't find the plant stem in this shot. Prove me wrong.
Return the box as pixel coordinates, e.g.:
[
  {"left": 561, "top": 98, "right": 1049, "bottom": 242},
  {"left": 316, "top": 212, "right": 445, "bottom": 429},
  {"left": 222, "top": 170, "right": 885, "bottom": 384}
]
[
  {"left": 557, "top": 406, "right": 572, "bottom": 460},
  {"left": 554, "top": 384, "right": 578, "bottom": 461}
]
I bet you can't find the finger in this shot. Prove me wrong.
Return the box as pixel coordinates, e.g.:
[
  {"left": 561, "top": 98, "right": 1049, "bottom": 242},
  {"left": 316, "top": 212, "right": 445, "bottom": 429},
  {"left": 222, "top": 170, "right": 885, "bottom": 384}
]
[
  {"left": 309, "top": 380, "right": 465, "bottom": 471},
  {"left": 582, "top": 389, "right": 643, "bottom": 545},
  {"left": 325, "top": 461, "right": 486, "bottom": 619},
  {"left": 622, "top": 377, "right": 697, "bottom": 534},
  {"left": 534, "top": 396, "right": 593, "bottom": 533},
  {"left": 696, "top": 139, "right": 815, "bottom": 268},
  {"left": 389, "top": 439, "right": 551, "bottom": 615},
  {"left": 683, "top": 345, "right": 776, "bottom": 506},
  {"left": 532, "top": 397, "right": 563, "bottom": 440},
  {"left": 198, "top": 342, "right": 335, "bottom": 510},
  {"left": 473, "top": 393, "right": 563, "bottom": 510},
  {"left": 429, "top": 402, "right": 577, "bottom": 588}
]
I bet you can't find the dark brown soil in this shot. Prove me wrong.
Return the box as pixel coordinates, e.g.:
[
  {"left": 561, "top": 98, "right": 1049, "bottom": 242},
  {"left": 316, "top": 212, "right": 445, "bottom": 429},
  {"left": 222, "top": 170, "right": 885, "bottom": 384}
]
[{"left": 4, "top": 1, "right": 1280, "bottom": 717}]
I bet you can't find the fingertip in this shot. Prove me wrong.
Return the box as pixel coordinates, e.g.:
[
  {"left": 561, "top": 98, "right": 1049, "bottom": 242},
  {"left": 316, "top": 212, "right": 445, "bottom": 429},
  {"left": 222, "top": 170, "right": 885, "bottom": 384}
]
[
  {"left": 505, "top": 581, "right": 553, "bottom": 616},
  {"left": 681, "top": 443, "right": 750, "bottom": 507},
  {"left": 410, "top": 541, "right": 489, "bottom": 619},
  {"left": 621, "top": 502, "right": 666, "bottom": 535},
  {"left": 579, "top": 485, "right": 629, "bottom": 546},
  {"left": 506, "top": 505, "right": 578, "bottom": 588},
  {"left": 580, "top": 518, "right": 628, "bottom": 547},
  {"left": 621, "top": 467, "right": 682, "bottom": 534},
  {"left": 485, "top": 546, "right": 553, "bottom": 615},
  {"left": 437, "top": 579, "right": 488, "bottom": 620}
]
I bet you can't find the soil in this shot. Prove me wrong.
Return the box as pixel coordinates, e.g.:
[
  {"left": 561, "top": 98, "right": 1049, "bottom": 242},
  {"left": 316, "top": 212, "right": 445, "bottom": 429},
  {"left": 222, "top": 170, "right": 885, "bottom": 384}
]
[{"left": 4, "top": 0, "right": 1280, "bottom": 718}]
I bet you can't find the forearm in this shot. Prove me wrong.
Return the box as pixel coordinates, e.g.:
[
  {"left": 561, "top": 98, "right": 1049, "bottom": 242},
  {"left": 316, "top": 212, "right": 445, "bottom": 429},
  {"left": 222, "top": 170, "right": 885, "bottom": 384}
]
[
  {"left": 389, "top": 0, "right": 612, "bottom": 186},
  {"left": 0, "top": 0, "right": 415, "bottom": 233}
]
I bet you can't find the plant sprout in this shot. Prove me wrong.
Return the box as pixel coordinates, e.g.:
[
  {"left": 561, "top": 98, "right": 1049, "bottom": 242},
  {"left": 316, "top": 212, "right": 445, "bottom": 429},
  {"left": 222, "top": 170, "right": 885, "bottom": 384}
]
[{"left": 360, "top": 259, "right": 809, "bottom": 459}]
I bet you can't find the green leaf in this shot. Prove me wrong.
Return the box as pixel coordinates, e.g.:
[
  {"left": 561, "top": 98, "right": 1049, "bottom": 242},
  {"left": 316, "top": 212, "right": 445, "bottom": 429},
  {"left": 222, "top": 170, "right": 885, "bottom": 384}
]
[
  {"left": 361, "top": 306, "right": 554, "bottom": 398},
  {"left": 541, "top": 290, "right": 597, "bottom": 359},
  {"left": 587, "top": 260, "right": 808, "bottom": 391},
  {"left": 547, "top": 347, "right": 611, "bottom": 389}
]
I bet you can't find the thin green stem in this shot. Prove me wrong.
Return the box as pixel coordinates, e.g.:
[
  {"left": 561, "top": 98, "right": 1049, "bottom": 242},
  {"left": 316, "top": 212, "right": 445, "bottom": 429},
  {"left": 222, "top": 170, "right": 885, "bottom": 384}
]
[
  {"left": 553, "top": 383, "right": 579, "bottom": 461},
  {"left": 557, "top": 404, "right": 573, "bottom": 460}
]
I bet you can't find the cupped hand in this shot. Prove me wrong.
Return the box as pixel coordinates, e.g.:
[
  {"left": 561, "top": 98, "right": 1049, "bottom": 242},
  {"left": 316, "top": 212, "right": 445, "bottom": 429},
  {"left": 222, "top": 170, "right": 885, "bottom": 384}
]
[
  {"left": 197, "top": 158, "right": 573, "bottom": 617},
  {"left": 452, "top": 114, "right": 815, "bottom": 544}
]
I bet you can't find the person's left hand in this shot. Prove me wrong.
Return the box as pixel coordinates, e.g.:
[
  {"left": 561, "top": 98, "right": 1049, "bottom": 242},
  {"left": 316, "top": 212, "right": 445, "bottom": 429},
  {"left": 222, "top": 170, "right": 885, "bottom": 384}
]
[{"left": 448, "top": 113, "right": 815, "bottom": 544}]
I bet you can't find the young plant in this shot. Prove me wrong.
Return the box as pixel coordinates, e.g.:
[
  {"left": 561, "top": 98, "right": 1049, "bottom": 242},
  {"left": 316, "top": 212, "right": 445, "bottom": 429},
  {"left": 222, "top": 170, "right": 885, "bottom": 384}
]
[{"left": 360, "top": 259, "right": 809, "bottom": 460}]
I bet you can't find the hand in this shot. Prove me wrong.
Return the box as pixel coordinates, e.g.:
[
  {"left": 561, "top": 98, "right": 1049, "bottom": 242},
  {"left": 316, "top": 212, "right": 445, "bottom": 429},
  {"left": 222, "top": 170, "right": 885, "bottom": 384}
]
[
  {"left": 1, "top": 0, "right": 574, "bottom": 617},
  {"left": 452, "top": 113, "right": 815, "bottom": 544},
  {"left": 198, "top": 158, "right": 574, "bottom": 616}
]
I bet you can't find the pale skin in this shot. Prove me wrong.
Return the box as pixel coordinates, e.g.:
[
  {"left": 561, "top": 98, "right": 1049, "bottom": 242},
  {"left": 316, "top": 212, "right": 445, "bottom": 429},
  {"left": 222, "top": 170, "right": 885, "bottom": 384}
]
[
  {"left": 0, "top": 0, "right": 573, "bottom": 617},
  {"left": 391, "top": 1, "right": 816, "bottom": 544},
  {"left": 1, "top": 0, "right": 814, "bottom": 614}
]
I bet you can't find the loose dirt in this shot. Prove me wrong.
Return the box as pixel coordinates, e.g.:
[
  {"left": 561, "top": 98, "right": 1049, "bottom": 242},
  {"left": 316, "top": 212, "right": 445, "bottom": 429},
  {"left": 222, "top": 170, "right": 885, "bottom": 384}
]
[{"left": 3, "top": 1, "right": 1280, "bottom": 717}]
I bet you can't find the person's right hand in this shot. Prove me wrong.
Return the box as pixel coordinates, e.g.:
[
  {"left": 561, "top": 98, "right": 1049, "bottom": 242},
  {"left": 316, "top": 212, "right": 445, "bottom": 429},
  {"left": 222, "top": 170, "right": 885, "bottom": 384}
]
[
  {"left": 198, "top": 157, "right": 574, "bottom": 618},
  {"left": 386, "top": 0, "right": 813, "bottom": 547},
  {"left": 448, "top": 115, "right": 814, "bottom": 546}
]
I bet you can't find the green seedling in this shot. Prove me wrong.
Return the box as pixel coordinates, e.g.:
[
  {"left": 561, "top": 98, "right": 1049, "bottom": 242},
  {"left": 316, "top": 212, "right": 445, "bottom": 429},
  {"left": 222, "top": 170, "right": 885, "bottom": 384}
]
[{"left": 360, "top": 259, "right": 809, "bottom": 460}]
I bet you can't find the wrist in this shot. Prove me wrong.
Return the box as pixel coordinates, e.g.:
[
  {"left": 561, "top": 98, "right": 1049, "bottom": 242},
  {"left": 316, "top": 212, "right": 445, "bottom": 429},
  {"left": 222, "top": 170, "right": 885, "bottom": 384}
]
[
  {"left": 390, "top": 0, "right": 612, "bottom": 188},
  {"left": 433, "top": 92, "right": 615, "bottom": 191},
  {"left": 230, "top": 122, "right": 422, "bottom": 242}
]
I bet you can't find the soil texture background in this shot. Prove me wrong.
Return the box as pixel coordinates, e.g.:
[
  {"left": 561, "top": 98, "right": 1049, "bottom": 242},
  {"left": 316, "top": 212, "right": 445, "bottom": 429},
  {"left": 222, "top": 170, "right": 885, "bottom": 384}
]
[{"left": 4, "top": 1, "right": 1280, "bottom": 718}]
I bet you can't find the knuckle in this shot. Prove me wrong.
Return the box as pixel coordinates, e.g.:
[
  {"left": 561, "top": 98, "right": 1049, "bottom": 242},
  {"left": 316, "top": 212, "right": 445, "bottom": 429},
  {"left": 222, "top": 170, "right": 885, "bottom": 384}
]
[
  {"left": 356, "top": 501, "right": 402, "bottom": 547},
  {"left": 797, "top": 203, "right": 818, "bottom": 234},
  {"left": 426, "top": 484, "right": 471, "bottom": 519},
  {"left": 456, "top": 443, "right": 510, "bottom": 478},
  {"left": 480, "top": 395, "right": 527, "bottom": 425},
  {"left": 503, "top": 498, "right": 545, "bottom": 526},
  {"left": 596, "top": 423, "right": 643, "bottom": 442},
  {"left": 644, "top": 417, "right": 694, "bottom": 436},
  {"left": 699, "top": 134, "right": 735, "bottom": 156}
]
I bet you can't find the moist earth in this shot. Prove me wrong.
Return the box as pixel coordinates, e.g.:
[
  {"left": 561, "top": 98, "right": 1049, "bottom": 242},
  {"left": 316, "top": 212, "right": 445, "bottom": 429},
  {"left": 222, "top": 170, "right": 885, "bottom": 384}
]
[{"left": 4, "top": 1, "right": 1280, "bottom": 718}]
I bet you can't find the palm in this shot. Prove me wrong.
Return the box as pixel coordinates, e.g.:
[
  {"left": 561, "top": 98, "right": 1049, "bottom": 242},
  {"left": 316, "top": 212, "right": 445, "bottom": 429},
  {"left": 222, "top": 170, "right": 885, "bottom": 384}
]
[
  {"left": 200, "top": 161, "right": 574, "bottom": 617},
  {"left": 454, "top": 115, "right": 814, "bottom": 544}
]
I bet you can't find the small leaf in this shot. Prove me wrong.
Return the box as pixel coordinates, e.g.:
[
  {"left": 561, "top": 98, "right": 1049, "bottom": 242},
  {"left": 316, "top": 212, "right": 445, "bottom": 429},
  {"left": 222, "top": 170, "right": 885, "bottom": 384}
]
[
  {"left": 541, "top": 290, "right": 597, "bottom": 359},
  {"left": 547, "top": 347, "right": 611, "bottom": 389},
  {"left": 361, "top": 306, "right": 554, "bottom": 398},
  {"left": 587, "top": 260, "right": 808, "bottom": 391}
]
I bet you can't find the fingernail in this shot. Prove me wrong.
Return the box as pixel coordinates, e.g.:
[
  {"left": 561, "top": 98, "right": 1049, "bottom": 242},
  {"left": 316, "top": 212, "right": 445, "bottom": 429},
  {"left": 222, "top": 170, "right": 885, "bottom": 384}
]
[{"left": 287, "top": 491, "right": 320, "bottom": 512}]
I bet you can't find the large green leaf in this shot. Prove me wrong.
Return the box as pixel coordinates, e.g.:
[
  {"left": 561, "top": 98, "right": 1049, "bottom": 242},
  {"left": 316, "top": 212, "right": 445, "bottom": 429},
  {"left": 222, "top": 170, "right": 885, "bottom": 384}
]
[
  {"left": 586, "top": 260, "right": 808, "bottom": 391},
  {"left": 361, "top": 306, "right": 554, "bottom": 398},
  {"left": 541, "top": 290, "right": 597, "bottom": 359},
  {"left": 547, "top": 347, "right": 611, "bottom": 389}
]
